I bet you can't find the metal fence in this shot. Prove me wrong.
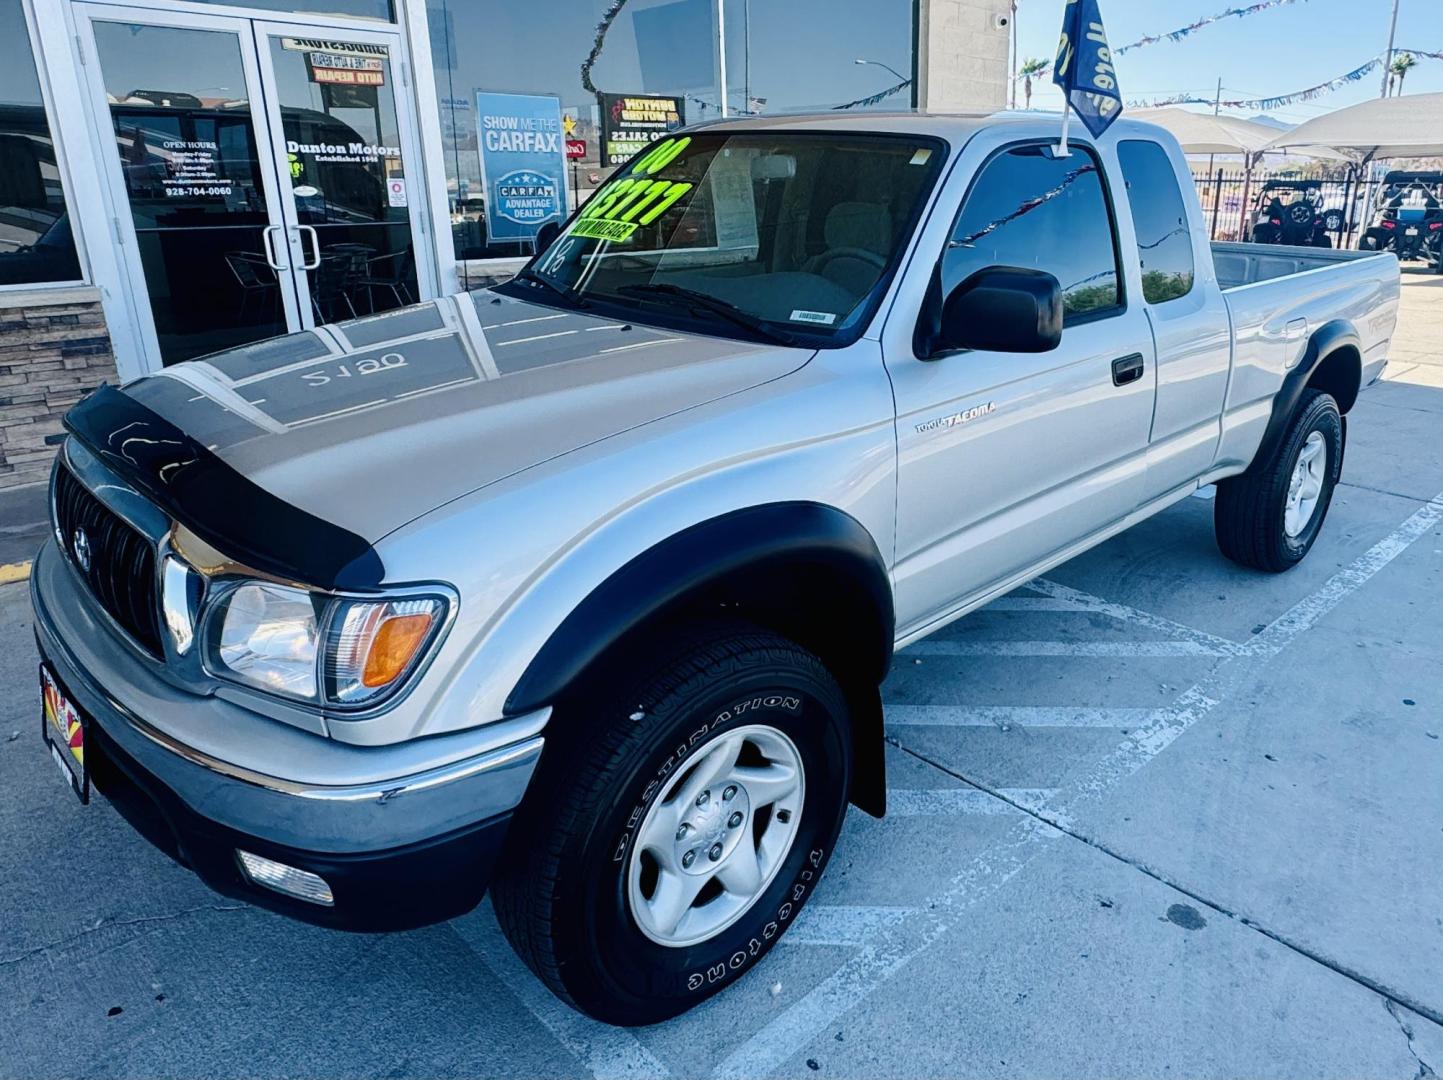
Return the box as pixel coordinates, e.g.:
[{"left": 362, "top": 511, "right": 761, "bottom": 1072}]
[{"left": 1190, "top": 167, "right": 1374, "bottom": 247}]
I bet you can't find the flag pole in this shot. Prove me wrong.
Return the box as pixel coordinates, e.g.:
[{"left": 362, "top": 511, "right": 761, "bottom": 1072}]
[{"left": 1055, "top": 103, "right": 1071, "bottom": 157}]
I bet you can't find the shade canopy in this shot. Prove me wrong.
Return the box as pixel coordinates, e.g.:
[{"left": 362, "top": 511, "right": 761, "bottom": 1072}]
[
  {"left": 1262, "top": 92, "right": 1443, "bottom": 161},
  {"left": 1133, "top": 107, "right": 1347, "bottom": 161},
  {"left": 1133, "top": 108, "right": 1279, "bottom": 155}
]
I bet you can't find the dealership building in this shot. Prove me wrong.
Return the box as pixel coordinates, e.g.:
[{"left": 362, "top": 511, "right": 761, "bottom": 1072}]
[{"left": 0, "top": 0, "right": 1010, "bottom": 489}]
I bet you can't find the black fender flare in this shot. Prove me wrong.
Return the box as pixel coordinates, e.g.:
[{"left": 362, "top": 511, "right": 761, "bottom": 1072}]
[
  {"left": 1251, "top": 320, "right": 1361, "bottom": 472},
  {"left": 505, "top": 502, "right": 895, "bottom": 816}
]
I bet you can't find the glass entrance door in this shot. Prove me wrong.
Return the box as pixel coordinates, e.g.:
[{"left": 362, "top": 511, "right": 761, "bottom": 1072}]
[
  {"left": 77, "top": 6, "right": 430, "bottom": 369},
  {"left": 253, "top": 25, "right": 423, "bottom": 329}
]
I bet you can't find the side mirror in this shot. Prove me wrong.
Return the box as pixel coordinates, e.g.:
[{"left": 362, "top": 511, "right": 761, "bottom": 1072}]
[{"left": 936, "top": 266, "right": 1063, "bottom": 354}]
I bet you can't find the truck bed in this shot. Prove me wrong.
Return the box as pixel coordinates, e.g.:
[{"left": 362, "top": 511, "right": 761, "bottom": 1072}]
[
  {"left": 1210, "top": 241, "right": 1399, "bottom": 475},
  {"left": 1211, "top": 242, "right": 1391, "bottom": 290}
]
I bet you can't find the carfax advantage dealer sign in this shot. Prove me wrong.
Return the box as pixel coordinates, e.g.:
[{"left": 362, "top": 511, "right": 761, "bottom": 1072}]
[{"left": 474, "top": 92, "right": 569, "bottom": 243}]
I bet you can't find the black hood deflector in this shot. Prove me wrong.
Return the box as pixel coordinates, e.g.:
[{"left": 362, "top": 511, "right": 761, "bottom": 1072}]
[{"left": 64, "top": 385, "right": 385, "bottom": 590}]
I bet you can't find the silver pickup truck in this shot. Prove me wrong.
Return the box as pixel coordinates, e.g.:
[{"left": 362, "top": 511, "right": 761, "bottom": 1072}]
[{"left": 32, "top": 112, "right": 1398, "bottom": 1024}]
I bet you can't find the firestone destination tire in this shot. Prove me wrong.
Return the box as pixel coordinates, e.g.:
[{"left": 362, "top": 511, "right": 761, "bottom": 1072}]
[{"left": 491, "top": 623, "right": 852, "bottom": 1025}]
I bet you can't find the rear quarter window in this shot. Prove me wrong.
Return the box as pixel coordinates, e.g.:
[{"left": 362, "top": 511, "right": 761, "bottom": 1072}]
[{"left": 1118, "top": 140, "right": 1196, "bottom": 304}]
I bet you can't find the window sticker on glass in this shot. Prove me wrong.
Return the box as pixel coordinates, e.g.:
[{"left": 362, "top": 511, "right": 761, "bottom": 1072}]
[
  {"left": 790, "top": 310, "right": 837, "bottom": 325},
  {"left": 909, "top": 148, "right": 932, "bottom": 165},
  {"left": 568, "top": 176, "right": 696, "bottom": 242}
]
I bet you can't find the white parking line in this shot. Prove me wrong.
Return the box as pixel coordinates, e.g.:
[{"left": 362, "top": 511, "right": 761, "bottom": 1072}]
[
  {"left": 983, "top": 597, "right": 1098, "bottom": 612},
  {"left": 783, "top": 906, "right": 916, "bottom": 947},
  {"left": 455, "top": 907, "right": 669, "bottom": 1080},
  {"left": 886, "top": 704, "right": 1156, "bottom": 729},
  {"left": 905, "top": 640, "right": 1230, "bottom": 657},
  {"left": 712, "top": 494, "right": 1443, "bottom": 1080},
  {"left": 882, "top": 788, "right": 1058, "bottom": 816},
  {"left": 1029, "top": 578, "right": 1251, "bottom": 655}
]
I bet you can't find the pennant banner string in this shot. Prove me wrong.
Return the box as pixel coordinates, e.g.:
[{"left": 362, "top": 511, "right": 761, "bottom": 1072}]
[
  {"left": 1115, "top": 0, "right": 1310, "bottom": 56},
  {"left": 1123, "top": 53, "right": 1443, "bottom": 110}
]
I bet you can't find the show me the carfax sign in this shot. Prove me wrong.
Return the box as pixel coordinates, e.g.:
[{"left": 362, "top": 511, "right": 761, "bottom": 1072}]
[{"left": 475, "top": 91, "right": 569, "bottom": 243}]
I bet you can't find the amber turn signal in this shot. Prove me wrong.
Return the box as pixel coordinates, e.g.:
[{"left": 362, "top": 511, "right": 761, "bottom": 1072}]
[{"left": 362, "top": 612, "right": 436, "bottom": 688}]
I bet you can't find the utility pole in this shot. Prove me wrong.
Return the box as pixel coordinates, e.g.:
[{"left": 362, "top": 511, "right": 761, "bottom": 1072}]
[
  {"left": 1009, "top": 1, "right": 1019, "bottom": 109},
  {"left": 1380, "top": 0, "right": 1400, "bottom": 97}
]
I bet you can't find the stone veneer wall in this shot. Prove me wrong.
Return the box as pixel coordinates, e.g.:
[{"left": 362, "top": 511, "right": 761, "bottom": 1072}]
[{"left": 0, "top": 287, "right": 118, "bottom": 491}]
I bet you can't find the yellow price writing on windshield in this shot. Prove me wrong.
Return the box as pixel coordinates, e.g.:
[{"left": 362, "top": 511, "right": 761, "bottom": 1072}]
[{"left": 568, "top": 136, "right": 695, "bottom": 242}]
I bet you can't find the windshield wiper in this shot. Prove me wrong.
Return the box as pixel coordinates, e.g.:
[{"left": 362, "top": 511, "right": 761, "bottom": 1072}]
[
  {"left": 615, "top": 283, "right": 801, "bottom": 346},
  {"left": 513, "top": 268, "right": 589, "bottom": 309}
]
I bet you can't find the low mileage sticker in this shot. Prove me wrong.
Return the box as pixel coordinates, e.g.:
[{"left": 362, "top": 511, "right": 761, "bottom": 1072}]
[{"left": 565, "top": 136, "right": 696, "bottom": 244}]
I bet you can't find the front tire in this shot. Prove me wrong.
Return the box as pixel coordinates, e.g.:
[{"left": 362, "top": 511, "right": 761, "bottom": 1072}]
[
  {"left": 1215, "top": 389, "right": 1343, "bottom": 572},
  {"left": 491, "top": 624, "right": 851, "bottom": 1025}
]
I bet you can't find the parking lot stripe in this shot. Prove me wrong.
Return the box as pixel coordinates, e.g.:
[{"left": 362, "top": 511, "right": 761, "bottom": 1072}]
[
  {"left": 983, "top": 597, "right": 1099, "bottom": 612},
  {"left": 905, "top": 639, "right": 1230, "bottom": 657},
  {"left": 454, "top": 909, "right": 669, "bottom": 1080},
  {"left": 783, "top": 906, "right": 916, "bottom": 947},
  {"left": 1029, "top": 578, "right": 1251, "bottom": 655},
  {"left": 712, "top": 494, "right": 1443, "bottom": 1080},
  {"left": 886, "top": 704, "right": 1156, "bottom": 729},
  {"left": 882, "top": 788, "right": 1058, "bottom": 817},
  {"left": 1242, "top": 494, "right": 1443, "bottom": 659}
]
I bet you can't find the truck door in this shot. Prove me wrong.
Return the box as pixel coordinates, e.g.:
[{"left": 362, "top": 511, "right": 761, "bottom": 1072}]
[
  {"left": 1115, "top": 139, "right": 1231, "bottom": 497},
  {"left": 882, "top": 137, "right": 1157, "bottom": 638}
]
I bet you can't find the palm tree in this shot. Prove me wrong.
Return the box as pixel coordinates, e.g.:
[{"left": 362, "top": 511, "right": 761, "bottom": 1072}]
[
  {"left": 1017, "top": 58, "right": 1052, "bottom": 110},
  {"left": 1388, "top": 52, "right": 1418, "bottom": 97}
]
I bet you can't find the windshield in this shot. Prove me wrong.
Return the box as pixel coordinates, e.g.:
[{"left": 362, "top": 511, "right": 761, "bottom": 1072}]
[{"left": 502, "top": 131, "right": 946, "bottom": 346}]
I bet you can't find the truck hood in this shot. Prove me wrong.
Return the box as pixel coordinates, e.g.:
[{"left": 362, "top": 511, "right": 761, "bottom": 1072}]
[{"left": 108, "top": 291, "right": 812, "bottom": 545}]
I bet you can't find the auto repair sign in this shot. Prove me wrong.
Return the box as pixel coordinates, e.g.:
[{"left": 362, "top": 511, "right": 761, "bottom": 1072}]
[{"left": 475, "top": 92, "right": 568, "bottom": 242}]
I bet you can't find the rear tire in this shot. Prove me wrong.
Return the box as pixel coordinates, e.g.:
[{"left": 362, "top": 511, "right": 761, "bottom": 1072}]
[
  {"left": 1215, "top": 389, "right": 1343, "bottom": 572},
  {"left": 491, "top": 623, "right": 851, "bottom": 1025}
]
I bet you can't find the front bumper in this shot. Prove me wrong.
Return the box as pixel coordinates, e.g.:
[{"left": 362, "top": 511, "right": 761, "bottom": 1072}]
[{"left": 31, "top": 541, "right": 546, "bottom": 931}]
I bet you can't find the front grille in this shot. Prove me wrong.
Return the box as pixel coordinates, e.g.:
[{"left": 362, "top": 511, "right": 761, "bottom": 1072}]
[{"left": 53, "top": 464, "right": 163, "bottom": 657}]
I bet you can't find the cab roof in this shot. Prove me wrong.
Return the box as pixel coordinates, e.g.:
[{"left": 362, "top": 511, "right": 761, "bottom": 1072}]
[{"left": 699, "top": 109, "right": 1174, "bottom": 149}]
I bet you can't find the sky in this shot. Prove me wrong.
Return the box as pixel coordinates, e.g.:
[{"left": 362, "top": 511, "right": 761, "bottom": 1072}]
[{"left": 1012, "top": 0, "right": 1442, "bottom": 125}]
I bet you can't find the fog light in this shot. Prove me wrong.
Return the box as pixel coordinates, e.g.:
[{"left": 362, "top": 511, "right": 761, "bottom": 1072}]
[{"left": 236, "top": 850, "right": 335, "bottom": 906}]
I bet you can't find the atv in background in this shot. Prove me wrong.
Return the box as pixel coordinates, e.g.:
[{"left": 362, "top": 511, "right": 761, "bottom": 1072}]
[
  {"left": 1248, "top": 180, "right": 1345, "bottom": 248},
  {"left": 1360, "top": 171, "right": 1443, "bottom": 273}
]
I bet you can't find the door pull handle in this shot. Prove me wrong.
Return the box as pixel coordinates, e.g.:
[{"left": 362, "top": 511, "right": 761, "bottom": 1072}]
[
  {"left": 1112, "top": 353, "right": 1145, "bottom": 387},
  {"left": 261, "top": 225, "right": 289, "bottom": 271}
]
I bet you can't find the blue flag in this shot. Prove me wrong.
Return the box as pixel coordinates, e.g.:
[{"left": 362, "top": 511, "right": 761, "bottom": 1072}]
[{"left": 1052, "top": 0, "right": 1123, "bottom": 138}]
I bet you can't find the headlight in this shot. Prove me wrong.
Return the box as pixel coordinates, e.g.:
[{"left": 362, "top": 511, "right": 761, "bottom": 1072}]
[
  {"left": 204, "top": 583, "right": 447, "bottom": 708},
  {"left": 210, "top": 583, "right": 322, "bottom": 700}
]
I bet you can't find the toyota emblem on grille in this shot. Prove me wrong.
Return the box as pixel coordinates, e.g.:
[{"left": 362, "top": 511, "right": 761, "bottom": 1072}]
[{"left": 71, "top": 527, "right": 91, "bottom": 573}]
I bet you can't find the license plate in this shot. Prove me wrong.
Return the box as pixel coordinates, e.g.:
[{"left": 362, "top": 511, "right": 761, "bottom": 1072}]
[
  {"left": 1406, "top": 227, "right": 1419, "bottom": 236},
  {"left": 41, "top": 664, "right": 89, "bottom": 805}
]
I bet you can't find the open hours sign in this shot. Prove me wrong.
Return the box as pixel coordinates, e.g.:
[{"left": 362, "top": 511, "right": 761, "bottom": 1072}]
[{"left": 475, "top": 92, "right": 569, "bottom": 242}]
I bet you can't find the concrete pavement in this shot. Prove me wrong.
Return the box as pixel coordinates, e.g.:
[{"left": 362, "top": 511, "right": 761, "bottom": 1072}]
[{"left": 0, "top": 272, "right": 1437, "bottom": 1079}]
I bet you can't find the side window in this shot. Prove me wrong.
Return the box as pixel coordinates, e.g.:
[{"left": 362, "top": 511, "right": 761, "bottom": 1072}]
[
  {"left": 943, "top": 144, "right": 1122, "bottom": 322},
  {"left": 1118, "top": 140, "right": 1195, "bottom": 304}
]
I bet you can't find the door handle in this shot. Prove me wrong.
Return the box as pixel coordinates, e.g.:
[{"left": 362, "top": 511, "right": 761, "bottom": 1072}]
[
  {"left": 296, "top": 225, "right": 322, "bottom": 271},
  {"left": 261, "top": 225, "right": 289, "bottom": 270},
  {"left": 1111, "top": 353, "right": 1145, "bottom": 387}
]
